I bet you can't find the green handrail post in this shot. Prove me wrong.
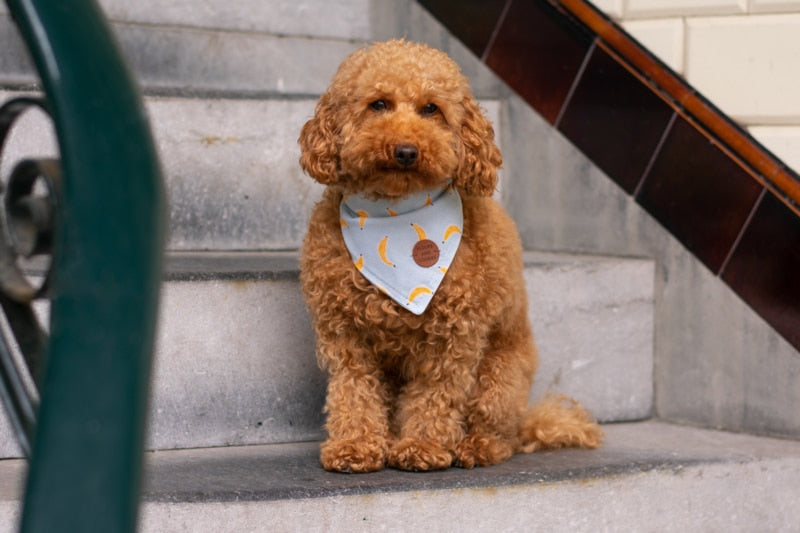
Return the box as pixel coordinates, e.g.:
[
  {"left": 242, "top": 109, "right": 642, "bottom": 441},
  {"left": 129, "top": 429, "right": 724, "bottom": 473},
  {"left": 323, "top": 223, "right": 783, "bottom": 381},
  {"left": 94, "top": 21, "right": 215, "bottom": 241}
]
[{"left": 3, "top": 1, "right": 166, "bottom": 532}]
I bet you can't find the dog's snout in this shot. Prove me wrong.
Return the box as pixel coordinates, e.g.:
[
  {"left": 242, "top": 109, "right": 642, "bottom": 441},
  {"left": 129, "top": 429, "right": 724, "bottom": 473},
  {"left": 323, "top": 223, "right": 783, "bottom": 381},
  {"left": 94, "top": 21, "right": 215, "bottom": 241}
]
[{"left": 394, "top": 144, "right": 418, "bottom": 168}]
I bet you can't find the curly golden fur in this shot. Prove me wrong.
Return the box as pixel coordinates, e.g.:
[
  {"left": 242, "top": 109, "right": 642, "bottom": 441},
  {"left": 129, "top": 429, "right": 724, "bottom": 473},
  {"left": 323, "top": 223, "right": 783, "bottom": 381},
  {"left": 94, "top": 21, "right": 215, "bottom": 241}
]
[{"left": 299, "top": 40, "right": 603, "bottom": 473}]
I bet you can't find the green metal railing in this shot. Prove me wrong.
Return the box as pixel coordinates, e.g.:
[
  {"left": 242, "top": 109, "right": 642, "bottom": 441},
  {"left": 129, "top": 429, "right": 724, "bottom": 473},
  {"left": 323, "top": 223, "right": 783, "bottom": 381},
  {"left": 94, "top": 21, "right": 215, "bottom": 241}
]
[{"left": 0, "top": 1, "right": 165, "bottom": 531}]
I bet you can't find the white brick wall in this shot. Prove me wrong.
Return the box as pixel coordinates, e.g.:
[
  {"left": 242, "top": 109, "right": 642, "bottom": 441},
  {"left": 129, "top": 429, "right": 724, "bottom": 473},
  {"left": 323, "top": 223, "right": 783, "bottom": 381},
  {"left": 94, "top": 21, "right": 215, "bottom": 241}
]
[
  {"left": 623, "top": 18, "right": 684, "bottom": 72},
  {"left": 625, "top": 0, "right": 747, "bottom": 18},
  {"left": 685, "top": 14, "right": 800, "bottom": 125},
  {"left": 595, "top": 0, "right": 800, "bottom": 172}
]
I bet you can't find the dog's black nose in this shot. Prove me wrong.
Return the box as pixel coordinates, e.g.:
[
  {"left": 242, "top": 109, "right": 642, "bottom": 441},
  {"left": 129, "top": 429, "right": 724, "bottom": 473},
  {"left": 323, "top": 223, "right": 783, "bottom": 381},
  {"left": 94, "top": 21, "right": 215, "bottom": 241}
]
[{"left": 394, "top": 144, "right": 418, "bottom": 168}]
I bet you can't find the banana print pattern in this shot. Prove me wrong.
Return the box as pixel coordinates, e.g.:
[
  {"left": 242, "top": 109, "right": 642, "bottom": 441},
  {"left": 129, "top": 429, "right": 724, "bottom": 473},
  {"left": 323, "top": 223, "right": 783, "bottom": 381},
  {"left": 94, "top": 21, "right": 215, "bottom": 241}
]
[
  {"left": 339, "top": 182, "right": 463, "bottom": 315},
  {"left": 377, "top": 236, "right": 395, "bottom": 267},
  {"left": 442, "top": 224, "right": 461, "bottom": 242},
  {"left": 410, "top": 222, "right": 427, "bottom": 240},
  {"left": 408, "top": 286, "right": 433, "bottom": 303},
  {"left": 356, "top": 210, "right": 369, "bottom": 229}
]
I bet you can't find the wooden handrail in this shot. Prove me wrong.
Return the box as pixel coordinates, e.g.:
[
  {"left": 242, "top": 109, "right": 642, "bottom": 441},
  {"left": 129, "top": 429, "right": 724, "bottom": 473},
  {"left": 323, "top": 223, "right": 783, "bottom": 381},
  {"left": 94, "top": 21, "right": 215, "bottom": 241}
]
[{"left": 556, "top": 0, "right": 800, "bottom": 213}]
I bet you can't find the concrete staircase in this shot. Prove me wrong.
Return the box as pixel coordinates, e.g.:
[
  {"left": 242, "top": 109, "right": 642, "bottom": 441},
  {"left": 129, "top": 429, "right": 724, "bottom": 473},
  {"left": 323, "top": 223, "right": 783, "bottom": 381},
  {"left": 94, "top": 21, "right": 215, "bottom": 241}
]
[{"left": 0, "top": 1, "right": 798, "bottom": 531}]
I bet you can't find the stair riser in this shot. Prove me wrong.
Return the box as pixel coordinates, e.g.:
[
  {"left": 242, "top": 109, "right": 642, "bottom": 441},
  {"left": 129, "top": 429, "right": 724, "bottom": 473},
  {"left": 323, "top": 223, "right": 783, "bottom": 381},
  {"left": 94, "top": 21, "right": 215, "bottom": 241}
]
[
  {"left": 149, "top": 97, "right": 322, "bottom": 250},
  {"left": 526, "top": 257, "right": 654, "bottom": 421},
  {"left": 0, "top": 9, "right": 364, "bottom": 96},
  {"left": 151, "top": 256, "right": 652, "bottom": 454},
  {"left": 96, "top": 0, "right": 377, "bottom": 41},
  {"left": 155, "top": 97, "right": 497, "bottom": 250},
  {"left": 0, "top": 92, "right": 501, "bottom": 250},
  {"left": 0, "top": 254, "right": 654, "bottom": 458},
  {"left": 149, "top": 278, "right": 325, "bottom": 451}
]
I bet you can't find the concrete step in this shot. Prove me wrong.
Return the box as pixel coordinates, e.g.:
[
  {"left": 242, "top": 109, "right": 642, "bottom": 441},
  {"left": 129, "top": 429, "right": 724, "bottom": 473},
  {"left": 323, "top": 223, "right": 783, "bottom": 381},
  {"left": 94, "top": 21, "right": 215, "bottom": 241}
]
[
  {"left": 0, "top": 1, "right": 496, "bottom": 99},
  {"left": 0, "top": 90, "right": 500, "bottom": 251},
  {"left": 97, "top": 0, "right": 378, "bottom": 40},
  {"left": 0, "top": 3, "right": 363, "bottom": 97},
  {"left": 3, "top": 421, "right": 800, "bottom": 531},
  {"left": 0, "top": 87, "right": 323, "bottom": 250},
  {"left": 0, "top": 250, "right": 654, "bottom": 458}
]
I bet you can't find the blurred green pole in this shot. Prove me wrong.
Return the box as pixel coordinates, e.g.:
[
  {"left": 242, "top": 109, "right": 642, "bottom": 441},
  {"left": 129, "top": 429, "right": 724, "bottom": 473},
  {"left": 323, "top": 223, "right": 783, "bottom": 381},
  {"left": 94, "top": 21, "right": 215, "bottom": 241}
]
[{"left": 4, "top": 0, "right": 166, "bottom": 531}]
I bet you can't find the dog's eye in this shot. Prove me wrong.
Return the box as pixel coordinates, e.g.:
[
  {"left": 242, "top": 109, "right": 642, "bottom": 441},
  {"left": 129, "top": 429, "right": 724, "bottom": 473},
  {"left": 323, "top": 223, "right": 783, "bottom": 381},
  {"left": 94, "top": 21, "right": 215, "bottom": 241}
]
[
  {"left": 420, "top": 103, "right": 439, "bottom": 116},
  {"left": 370, "top": 100, "right": 388, "bottom": 112}
]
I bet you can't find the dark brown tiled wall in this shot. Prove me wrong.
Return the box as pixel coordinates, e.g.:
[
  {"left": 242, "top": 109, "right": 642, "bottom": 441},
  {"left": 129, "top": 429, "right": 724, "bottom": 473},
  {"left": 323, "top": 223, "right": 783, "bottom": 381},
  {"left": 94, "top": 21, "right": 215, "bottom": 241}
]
[
  {"left": 557, "top": 45, "right": 674, "bottom": 194},
  {"left": 418, "top": 0, "right": 800, "bottom": 352},
  {"left": 418, "top": 0, "right": 507, "bottom": 57},
  {"left": 636, "top": 116, "right": 764, "bottom": 273},
  {"left": 484, "top": 0, "right": 592, "bottom": 123},
  {"left": 722, "top": 191, "right": 800, "bottom": 349}
]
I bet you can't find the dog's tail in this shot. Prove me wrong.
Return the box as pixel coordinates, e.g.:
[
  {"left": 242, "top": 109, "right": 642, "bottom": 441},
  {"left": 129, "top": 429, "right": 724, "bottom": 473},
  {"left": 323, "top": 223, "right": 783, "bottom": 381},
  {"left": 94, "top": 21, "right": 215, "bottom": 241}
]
[{"left": 518, "top": 393, "right": 604, "bottom": 453}]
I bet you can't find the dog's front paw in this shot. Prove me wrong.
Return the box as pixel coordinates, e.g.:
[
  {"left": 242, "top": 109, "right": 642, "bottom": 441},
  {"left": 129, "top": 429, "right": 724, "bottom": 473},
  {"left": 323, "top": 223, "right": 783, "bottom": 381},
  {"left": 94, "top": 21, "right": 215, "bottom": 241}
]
[
  {"left": 387, "top": 438, "right": 453, "bottom": 471},
  {"left": 454, "top": 433, "right": 514, "bottom": 469},
  {"left": 320, "top": 437, "right": 388, "bottom": 473}
]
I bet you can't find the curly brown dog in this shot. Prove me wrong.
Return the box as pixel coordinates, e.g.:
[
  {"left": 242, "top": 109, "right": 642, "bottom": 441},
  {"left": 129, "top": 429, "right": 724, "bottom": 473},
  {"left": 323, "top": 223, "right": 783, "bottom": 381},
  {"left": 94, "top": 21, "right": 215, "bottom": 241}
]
[{"left": 298, "top": 39, "right": 602, "bottom": 473}]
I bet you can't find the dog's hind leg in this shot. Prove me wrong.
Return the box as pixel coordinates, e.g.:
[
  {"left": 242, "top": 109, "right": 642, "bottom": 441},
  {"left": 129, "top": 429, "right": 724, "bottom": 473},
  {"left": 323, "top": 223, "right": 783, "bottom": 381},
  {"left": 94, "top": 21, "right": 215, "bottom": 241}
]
[{"left": 454, "top": 311, "right": 538, "bottom": 468}]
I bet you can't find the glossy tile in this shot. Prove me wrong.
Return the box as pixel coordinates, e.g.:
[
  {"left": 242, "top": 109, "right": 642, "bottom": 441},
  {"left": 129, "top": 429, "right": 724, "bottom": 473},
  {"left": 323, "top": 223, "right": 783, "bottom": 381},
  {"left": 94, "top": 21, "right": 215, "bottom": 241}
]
[
  {"left": 636, "top": 116, "right": 763, "bottom": 273},
  {"left": 484, "top": 0, "right": 594, "bottom": 123},
  {"left": 722, "top": 192, "right": 800, "bottom": 351},
  {"left": 416, "top": 0, "right": 507, "bottom": 58},
  {"left": 557, "top": 45, "right": 675, "bottom": 194}
]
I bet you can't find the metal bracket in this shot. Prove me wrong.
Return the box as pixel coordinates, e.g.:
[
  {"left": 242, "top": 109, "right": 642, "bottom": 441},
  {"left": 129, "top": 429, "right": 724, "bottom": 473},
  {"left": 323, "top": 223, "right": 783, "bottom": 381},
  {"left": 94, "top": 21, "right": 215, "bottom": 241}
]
[{"left": 0, "top": 96, "right": 57, "bottom": 456}]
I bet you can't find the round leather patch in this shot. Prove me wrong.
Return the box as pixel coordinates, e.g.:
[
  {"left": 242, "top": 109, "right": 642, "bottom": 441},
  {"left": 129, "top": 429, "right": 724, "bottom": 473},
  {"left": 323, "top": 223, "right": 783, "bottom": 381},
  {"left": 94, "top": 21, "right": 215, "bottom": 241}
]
[{"left": 412, "top": 239, "right": 440, "bottom": 267}]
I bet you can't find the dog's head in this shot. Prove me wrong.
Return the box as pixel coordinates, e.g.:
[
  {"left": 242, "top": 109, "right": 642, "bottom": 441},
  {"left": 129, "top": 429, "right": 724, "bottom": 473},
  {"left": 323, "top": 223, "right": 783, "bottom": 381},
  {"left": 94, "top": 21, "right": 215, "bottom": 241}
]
[{"left": 299, "top": 39, "right": 501, "bottom": 199}]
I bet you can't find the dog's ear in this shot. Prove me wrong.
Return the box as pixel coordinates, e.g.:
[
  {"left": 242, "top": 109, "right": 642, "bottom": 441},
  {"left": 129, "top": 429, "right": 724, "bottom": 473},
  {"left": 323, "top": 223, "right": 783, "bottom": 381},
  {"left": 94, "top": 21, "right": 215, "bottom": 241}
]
[
  {"left": 299, "top": 92, "right": 341, "bottom": 185},
  {"left": 454, "top": 96, "right": 502, "bottom": 196}
]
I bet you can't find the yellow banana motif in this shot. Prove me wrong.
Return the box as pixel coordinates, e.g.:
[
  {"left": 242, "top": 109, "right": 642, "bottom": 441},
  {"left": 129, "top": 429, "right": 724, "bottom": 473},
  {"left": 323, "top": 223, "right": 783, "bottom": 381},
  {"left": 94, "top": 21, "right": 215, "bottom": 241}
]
[
  {"left": 386, "top": 208, "right": 398, "bottom": 216},
  {"left": 340, "top": 218, "right": 349, "bottom": 228},
  {"left": 425, "top": 195, "right": 433, "bottom": 206},
  {"left": 354, "top": 255, "right": 364, "bottom": 271},
  {"left": 377, "top": 235, "right": 395, "bottom": 267},
  {"left": 439, "top": 266, "right": 448, "bottom": 274},
  {"left": 442, "top": 225, "right": 461, "bottom": 242},
  {"left": 410, "top": 222, "right": 427, "bottom": 240},
  {"left": 408, "top": 286, "right": 432, "bottom": 303},
  {"left": 356, "top": 210, "right": 369, "bottom": 229}
]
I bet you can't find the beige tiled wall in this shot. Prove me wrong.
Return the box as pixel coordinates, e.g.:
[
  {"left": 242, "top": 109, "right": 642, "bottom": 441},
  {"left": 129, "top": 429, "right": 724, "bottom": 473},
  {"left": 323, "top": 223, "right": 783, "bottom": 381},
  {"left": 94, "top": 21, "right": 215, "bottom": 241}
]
[
  {"left": 594, "top": 0, "right": 800, "bottom": 172},
  {"left": 625, "top": 0, "right": 747, "bottom": 18}
]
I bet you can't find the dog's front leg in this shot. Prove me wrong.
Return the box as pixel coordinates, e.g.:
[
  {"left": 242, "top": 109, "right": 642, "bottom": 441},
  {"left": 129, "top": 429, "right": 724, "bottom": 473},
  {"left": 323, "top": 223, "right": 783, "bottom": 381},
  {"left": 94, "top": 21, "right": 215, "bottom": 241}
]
[
  {"left": 320, "top": 349, "right": 391, "bottom": 473},
  {"left": 387, "top": 340, "right": 478, "bottom": 471}
]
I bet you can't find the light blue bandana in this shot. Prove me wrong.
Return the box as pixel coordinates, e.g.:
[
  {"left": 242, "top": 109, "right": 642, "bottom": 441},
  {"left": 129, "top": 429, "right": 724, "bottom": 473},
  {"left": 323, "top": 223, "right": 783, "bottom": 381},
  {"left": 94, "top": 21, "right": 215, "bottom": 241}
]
[{"left": 340, "top": 184, "right": 463, "bottom": 315}]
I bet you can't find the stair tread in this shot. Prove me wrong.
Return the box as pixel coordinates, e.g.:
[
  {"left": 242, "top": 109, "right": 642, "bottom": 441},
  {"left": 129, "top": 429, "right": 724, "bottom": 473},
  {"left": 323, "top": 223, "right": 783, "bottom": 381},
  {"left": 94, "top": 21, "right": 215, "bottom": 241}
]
[
  {"left": 162, "top": 249, "right": 650, "bottom": 280},
  {"left": 137, "top": 420, "right": 800, "bottom": 504},
  {"left": 164, "top": 250, "right": 300, "bottom": 281},
  {"left": 3, "top": 421, "right": 799, "bottom": 506}
]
